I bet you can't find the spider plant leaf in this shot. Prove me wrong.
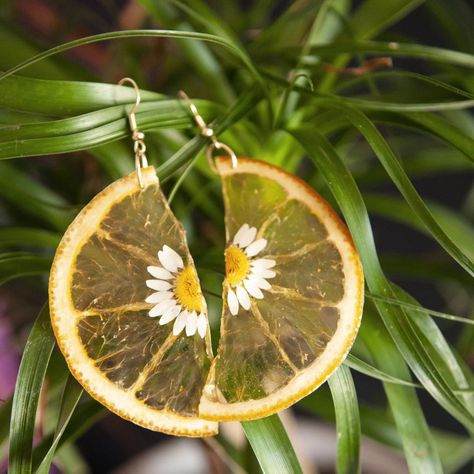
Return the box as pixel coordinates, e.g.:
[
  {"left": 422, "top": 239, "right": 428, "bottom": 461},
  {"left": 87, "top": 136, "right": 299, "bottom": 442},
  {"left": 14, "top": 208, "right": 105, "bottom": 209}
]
[
  {"left": 0, "top": 253, "right": 52, "bottom": 285},
  {"left": 34, "top": 376, "right": 83, "bottom": 474},
  {"left": 0, "top": 30, "right": 264, "bottom": 90},
  {"left": 328, "top": 366, "right": 361, "bottom": 474},
  {"left": 0, "top": 75, "right": 162, "bottom": 115},
  {"left": 290, "top": 127, "right": 474, "bottom": 432},
  {"left": 0, "top": 228, "right": 60, "bottom": 248},
  {"left": 349, "top": 0, "right": 425, "bottom": 39},
  {"left": 8, "top": 305, "right": 55, "bottom": 474},
  {"left": 242, "top": 415, "right": 304, "bottom": 474}
]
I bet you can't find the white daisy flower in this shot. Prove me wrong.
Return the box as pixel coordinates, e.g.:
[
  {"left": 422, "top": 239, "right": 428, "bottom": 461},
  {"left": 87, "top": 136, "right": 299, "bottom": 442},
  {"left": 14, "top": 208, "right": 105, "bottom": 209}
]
[
  {"left": 225, "top": 223, "right": 276, "bottom": 315},
  {"left": 145, "top": 244, "right": 207, "bottom": 338}
]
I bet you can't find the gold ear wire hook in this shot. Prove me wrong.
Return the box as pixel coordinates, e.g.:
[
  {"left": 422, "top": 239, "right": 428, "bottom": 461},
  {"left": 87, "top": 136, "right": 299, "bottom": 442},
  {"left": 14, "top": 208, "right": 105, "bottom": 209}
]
[
  {"left": 118, "top": 77, "right": 148, "bottom": 188},
  {"left": 178, "top": 90, "right": 238, "bottom": 172}
]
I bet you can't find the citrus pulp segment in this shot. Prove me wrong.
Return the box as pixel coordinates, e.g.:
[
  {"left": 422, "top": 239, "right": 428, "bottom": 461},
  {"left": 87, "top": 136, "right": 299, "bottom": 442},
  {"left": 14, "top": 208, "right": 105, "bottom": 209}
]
[
  {"left": 49, "top": 167, "right": 217, "bottom": 436},
  {"left": 199, "top": 157, "right": 364, "bottom": 421}
]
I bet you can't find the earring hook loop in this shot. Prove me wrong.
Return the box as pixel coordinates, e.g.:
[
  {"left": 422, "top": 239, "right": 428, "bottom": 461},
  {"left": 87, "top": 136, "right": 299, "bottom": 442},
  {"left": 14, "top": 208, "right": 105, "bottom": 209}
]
[
  {"left": 118, "top": 77, "right": 148, "bottom": 188},
  {"left": 178, "top": 90, "right": 238, "bottom": 172}
]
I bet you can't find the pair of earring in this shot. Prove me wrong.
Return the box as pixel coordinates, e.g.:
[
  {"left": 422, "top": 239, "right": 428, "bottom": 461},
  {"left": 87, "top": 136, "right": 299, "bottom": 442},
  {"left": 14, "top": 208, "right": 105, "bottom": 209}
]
[{"left": 49, "top": 78, "right": 364, "bottom": 437}]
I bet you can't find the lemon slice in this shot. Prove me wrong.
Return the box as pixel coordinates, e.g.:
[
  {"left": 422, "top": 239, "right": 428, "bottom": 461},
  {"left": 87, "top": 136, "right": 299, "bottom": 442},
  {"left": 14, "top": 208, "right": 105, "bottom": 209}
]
[
  {"left": 199, "top": 157, "right": 364, "bottom": 421},
  {"left": 49, "top": 167, "right": 217, "bottom": 437}
]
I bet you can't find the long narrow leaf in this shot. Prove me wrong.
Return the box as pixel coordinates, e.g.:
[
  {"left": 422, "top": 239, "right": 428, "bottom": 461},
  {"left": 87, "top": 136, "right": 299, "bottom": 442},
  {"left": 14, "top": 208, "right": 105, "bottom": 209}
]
[
  {"left": 291, "top": 126, "right": 453, "bottom": 472},
  {"left": 349, "top": 0, "right": 425, "bottom": 39},
  {"left": 0, "top": 228, "right": 60, "bottom": 248},
  {"left": 0, "top": 100, "right": 220, "bottom": 159},
  {"left": 32, "top": 399, "right": 105, "bottom": 469},
  {"left": 345, "top": 354, "right": 422, "bottom": 388},
  {"left": 0, "top": 30, "right": 264, "bottom": 88},
  {"left": 328, "top": 366, "right": 361, "bottom": 474},
  {"left": 308, "top": 100, "right": 474, "bottom": 274},
  {"left": 8, "top": 305, "right": 55, "bottom": 474},
  {"left": 242, "top": 415, "right": 303, "bottom": 474},
  {"left": 0, "top": 254, "right": 52, "bottom": 285},
  {"left": 0, "top": 162, "right": 74, "bottom": 230},
  {"left": 0, "top": 75, "right": 162, "bottom": 114},
  {"left": 290, "top": 128, "right": 474, "bottom": 432},
  {"left": 35, "top": 376, "right": 83, "bottom": 474}
]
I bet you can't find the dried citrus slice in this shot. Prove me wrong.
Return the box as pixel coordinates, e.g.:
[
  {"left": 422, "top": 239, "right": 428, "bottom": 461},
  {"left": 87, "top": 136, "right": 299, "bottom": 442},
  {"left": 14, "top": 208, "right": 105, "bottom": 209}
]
[
  {"left": 49, "top": 167, "right": 217, "bottom": 437},
  {"left": 199, "top": 157, "right": 364, "bottom": 421}
]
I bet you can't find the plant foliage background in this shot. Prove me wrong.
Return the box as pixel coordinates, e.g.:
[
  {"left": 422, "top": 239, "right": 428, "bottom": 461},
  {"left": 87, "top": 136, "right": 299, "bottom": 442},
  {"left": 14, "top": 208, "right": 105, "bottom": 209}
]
[{"left": 0, "top": 0, "right": 473, "bottom": 473}]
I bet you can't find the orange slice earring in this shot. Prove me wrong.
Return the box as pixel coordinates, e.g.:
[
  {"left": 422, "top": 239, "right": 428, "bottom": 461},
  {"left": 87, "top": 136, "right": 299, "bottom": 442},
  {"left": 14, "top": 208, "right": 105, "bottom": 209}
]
[
  {"left": 179, "top": 92, "right": 364, "bottom": 422},
  {"left": 49, "top": 79, "right": 216, "bottom": 437}
]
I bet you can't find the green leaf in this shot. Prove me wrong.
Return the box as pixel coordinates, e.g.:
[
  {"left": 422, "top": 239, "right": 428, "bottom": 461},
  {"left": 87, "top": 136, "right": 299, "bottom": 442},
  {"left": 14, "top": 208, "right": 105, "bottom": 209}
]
[
  {"left": 349, "top": 0, "right": 425, "bottom": 39},
  {"left": 364, "top": 194, "right": 474, "bottom": 260},
  {"left": 365, "top": 292, "right": 474, "bottom": 326},
  {"left": 425, "top": 0, "right": 474, "bottom": 54},
  {"left": 328, "top": 366, "right": 361, "bottom": 474},
  {"left": 249, "top": 0, "right": 326, "bottom": 53},
  {"left": 32, "top": 399, "right": 105, "bottom": 469},
  {"left": 0, "top": 227, "right": 60, "bottom": 248},
  {"left": 8, "top": 305, "right": 55, "bottom": 474},
  {"left": 390, "top": 285, "right": 474, "bottom": 410},
  {"left": 314, "top": 101, "right": 473, "bottom": 274},
  {"left": 0, "top": 26, "right": 68, "bottom": 79},
  {"left": 0, "top": 75, "right": 162, "bottom": 115},
  {"left": 0, "top": 30, "right": 264, "bottom": 89},
  {"left": 345, "top": 354, "right": 422, "bottom": 388},
  {"left": 361, "top": 306, "right": 445, "bottom": 473},
  {"left": 35, "top": 377, "right": 83, "bottom": 474},
  {"left": 0, "top": 162, "right": 74, "bottom": 231},
  {"left": 0, "top": 99, "right": 220, "bottom": 159},
  {"left": 266, "top": 41, "right": 474, "bottom": 68},
  {"left": 262, "top": 70, "right": 474, "bottom": 112},
  {"left": 0, "top": 253, "right": 52, "bottom": 284},
  {"left": 290, "top": 128, "right": 474, "bottom": 433},
  {"left": 290, "top": 127, "right": 447, "bottom": 472},
  {"left": 241, "top": 415, "right": 303, "bottom": 474},
  {"left": 137, "top": 0, "right": 235, "bottom": 104},
  {"left": 334, "top": 70, "right": 474, "bottom": 100},
  {"left": 167, "top": 0, "right": 245, "bottom": 50},
  {"left": 156, "top": 86, "right": 263, "bottom": 180},
  {"left": 0, "top": 398, "right": 12, "bottom": 445},
  {"left": 370, "top": 111, "right": 474, "bottom": 161}
]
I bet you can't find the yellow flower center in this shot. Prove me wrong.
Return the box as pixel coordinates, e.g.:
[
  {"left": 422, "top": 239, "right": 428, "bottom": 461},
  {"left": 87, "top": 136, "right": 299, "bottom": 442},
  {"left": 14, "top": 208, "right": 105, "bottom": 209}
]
[
  {"left": 225, "top": 245, "right": 250, "bottom": 286},
  {"left": 174, "top": 266, "right": 203, "bottom": 312}
]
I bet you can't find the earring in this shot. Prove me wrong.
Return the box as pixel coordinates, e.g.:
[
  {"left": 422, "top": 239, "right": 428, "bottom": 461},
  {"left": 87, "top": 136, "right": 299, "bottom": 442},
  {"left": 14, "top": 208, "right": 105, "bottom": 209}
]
[
  {"left": 179, "top": 92, "right": 364, "bottom": 422},
  {"left": 49, "top": 78, "right": 217, "bottom": 437}
]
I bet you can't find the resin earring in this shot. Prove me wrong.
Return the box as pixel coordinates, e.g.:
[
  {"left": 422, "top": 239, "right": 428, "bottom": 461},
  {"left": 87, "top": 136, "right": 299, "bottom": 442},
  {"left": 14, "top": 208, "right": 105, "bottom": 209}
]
[
  {"left": 49, "top": 79, "right": 216, "bottom": 437},
  {"left": 179, "top": 92, "right": 364, "bottom": 422}
]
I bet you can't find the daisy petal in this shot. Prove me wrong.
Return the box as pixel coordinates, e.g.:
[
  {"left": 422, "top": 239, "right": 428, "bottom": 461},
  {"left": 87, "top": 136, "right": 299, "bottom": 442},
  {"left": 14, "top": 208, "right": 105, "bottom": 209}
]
[
  {"left": 251, "top": 258, "right": 276, "bottom": 270},
  {"left": 245, "top": 238, "right": 267, "bottom": 257},
  {"left": 173, "top": 310, "right": 188, "bottom": 336},
  {"left": 244, "top": 278, "right": 264, "bottom": 299},
  {"left": 148, "top": 305, "right": 161, "bottom": 318},
  {"left": 186, "top": 311, "right": 198, "bottom": 336},
  {"left": 149, "top": 299, "right": 175, "bottom": 317},
  {"left": 255, "top": 277, "right": 271, "bottom": 290},
  {"left": 146, "top": 280, "right": 172, "bottom": 291},
  {"left": 159, "top": 304, "right": 181, "bottom": 325},
  {"left": 252, "top": 268, "right": 276, "bottom": 279},
  {"left": 238, "top": 226, "right": 257, "bottom": 249},
  {"left": 158, "top": 245, "right": 184, "bottom": 273},
  {"left": 147, "top": 266, "right": 173, "bottom": 280},
  {"left": 145, "top": 291, "right": 173, "bottom": 304},
  {"left": 197, "top": 312, "right": 207, "bottom": 338},
  {"left": 227, "top": 288, "right": 239, "bottom": 316},
  {"left": 232, "top": 223, "right": 249, "bottom": 246},
  {"left": 236, "top": 285, "right": 251, "bottom": 310}
]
